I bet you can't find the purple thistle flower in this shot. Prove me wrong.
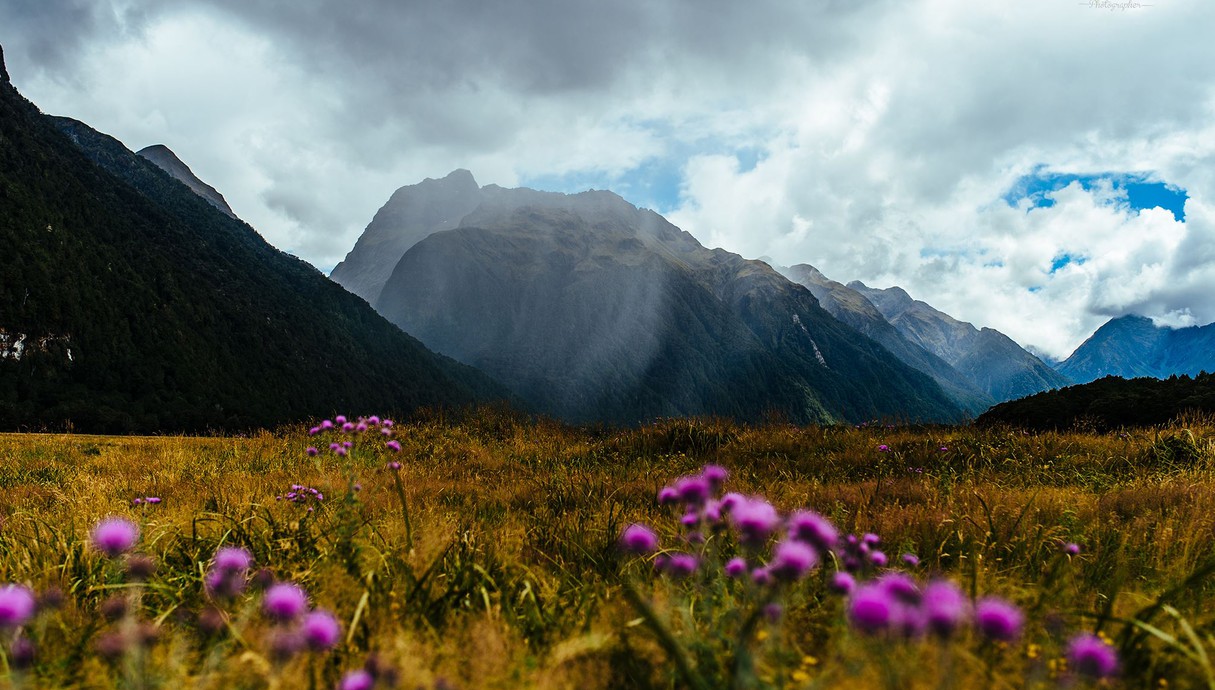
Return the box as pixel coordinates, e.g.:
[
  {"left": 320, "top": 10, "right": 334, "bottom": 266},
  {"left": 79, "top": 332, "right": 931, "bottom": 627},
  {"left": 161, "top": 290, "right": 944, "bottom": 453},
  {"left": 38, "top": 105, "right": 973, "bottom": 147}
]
[
  {"left": 829, "top": 571, "right": 856, "bottom": 595},
  {"left": 334, "top": 447, "right": 348, "bottom": 457},
  {"left": 382, "top": 419, "right": 394, "bottom": 428},
  {"left": 0, "top": 585, "right": 36, "bottom": 629},
  {"left": 263, "top": 583, "right": 309, "bottom": 621},
  {"left": 657, "top": 486, "right": 679, "bottom": 505},
  {"left": 321, "top": 420, "right": 334, "bottom": 430},
  {"left": 387, "top": 461, "right": 402, "bottom": 470},
  {"left": 1067, "top": 633, "right": 1119, "bottom": 679},
  {"left": 862, "top": 533, "right": 881, "bottom": 546},
  {"left": 922, "top": 580, "right": 969, "bottom": 638},
  {"left": 703, "top": 500, "right": 723, "bottom": 524},
  {"left": 205, "top": 568, "right": 247, "bottom": 600},
  {"left": 356, "top": 422, "right": 368, "bottom": 432},
  {"left": 1064, "top": 542, "right": 1082, "bottom": 556},
  {"left": 878, "top": 444, "right": 890, "bottom": 452},
  {"left": 902, "top": 553, "right": 920, "bottom": 567},
  {"left": 719, "top": 492, "right": 745, "bottom": 512},
  {"left": 329, "top": 443, "right": 341, "bottom": 452},
  {"left": 877, "top": 572, "right": 921, "bottom": 604},
  {"left": 367, "top": 416, "right": 381, "bottom": 425},
  {"left": 619, "top": 524, "right": 659, "bottom": 555},
  {"left": 147, "top": 497, "right": 161, "bottom": 504},
  {"left": 386, "top": 440, "right": 402, "bottom": 452},
  {"left": 381, "top": 428, "right": 392, "bottom": 436},
  {"left": 750, "top": 567, "right": 774, "bottom": 587},
  {"left": 680, "top": 512, "right": 700, "bottom": 528},
  {"left": 769, "top": 540, "right": 818, "bottom": 581},
  {"left": 869, "top": 550, "right": 889, "bottom": 567},
  {"left": 849, "top": 584, "right": 894, "bottom": 634},
  {"left": 306, "top": 447, "right": 319, "bottom": 457},
  {"left": 730, "top": 497, "right": 780, "bottom": 546},
  {"left": 701, "top": 464, "right": 728, "bottom": 488},
  {"left": 132, "top": 498, "right": 143, "bottom": 505},
  {"left": 214, "top": 546, "right": 254, "bottom": 573},
  {"left": 788, "top": 510, "right": 839, "bottom": 552},
  {"left": 339, "top": 669, "right": 375, "bottom": 690},
  {"left": 342, "top": 441, "right": 353, "bottom": 449},
  {"left": 342, "top": 422, "right": 356, "bottom": 432},
  {"left": 302, "top": 609, "right": 342, "bottom": 650},
  {"left": 975, "top": 597, "right": 1024, "bottom": 642},
  {"left": 674, "top": 476, "right": 711, "bottom": 506},
  {"left": 724, "top": 557, "right": 748, "bottom": 578},
  {"left": 309, "top": 426, "right": 321, "bottom": 436},
  {"left": 661, "top": 553, "right": 699, "bottom": 579},
  {"left": 334, "top": 415, "right": 347, "bottom": 425},
  {"left": 91, "top": 517, "right": 139, "bottom": 557}
]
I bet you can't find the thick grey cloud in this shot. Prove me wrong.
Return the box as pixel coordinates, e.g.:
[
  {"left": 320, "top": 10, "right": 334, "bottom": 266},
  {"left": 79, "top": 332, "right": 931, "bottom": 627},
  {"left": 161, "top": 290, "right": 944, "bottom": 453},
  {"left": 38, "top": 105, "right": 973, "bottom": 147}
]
[{"left": 1, "top": 0, "right": 1213, "bottom": 358}]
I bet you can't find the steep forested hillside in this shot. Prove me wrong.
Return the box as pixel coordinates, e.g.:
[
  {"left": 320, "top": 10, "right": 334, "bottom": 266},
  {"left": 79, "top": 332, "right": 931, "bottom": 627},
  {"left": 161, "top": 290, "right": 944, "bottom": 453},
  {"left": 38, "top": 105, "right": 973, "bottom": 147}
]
[{"left": 0, "top": 47, "right": 507, "bottom": 433}]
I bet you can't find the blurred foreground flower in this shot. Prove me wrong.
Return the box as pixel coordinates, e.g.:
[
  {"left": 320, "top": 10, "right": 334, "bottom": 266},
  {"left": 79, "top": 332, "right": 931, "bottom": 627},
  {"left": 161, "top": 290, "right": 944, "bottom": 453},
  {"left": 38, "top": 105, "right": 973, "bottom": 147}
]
[{"left": 92, "top": 517, "right": 139, "bottom": 557}]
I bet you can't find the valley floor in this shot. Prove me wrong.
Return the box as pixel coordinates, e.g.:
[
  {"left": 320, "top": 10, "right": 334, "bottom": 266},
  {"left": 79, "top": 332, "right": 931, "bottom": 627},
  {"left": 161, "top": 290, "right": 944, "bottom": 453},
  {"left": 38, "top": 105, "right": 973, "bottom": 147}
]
[{"left": 1, "top": 409, "right": 1213, "bottom": 688}]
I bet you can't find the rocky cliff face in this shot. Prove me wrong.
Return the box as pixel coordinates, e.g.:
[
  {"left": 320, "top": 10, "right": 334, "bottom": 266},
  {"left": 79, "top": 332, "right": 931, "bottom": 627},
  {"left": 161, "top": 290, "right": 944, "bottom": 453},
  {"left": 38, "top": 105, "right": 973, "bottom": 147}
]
[
  {"left": 363, "top": 173, "right": 965, "bottom": 425},
  {"left": 1058, "top": 315, "right": 1215, "bottom": 383},
  {"left": 848, "top": 282, "right": 1072, "bottom": 402},
  {"left": 136, "top": 144, "right": 237, "bottom": 218}
]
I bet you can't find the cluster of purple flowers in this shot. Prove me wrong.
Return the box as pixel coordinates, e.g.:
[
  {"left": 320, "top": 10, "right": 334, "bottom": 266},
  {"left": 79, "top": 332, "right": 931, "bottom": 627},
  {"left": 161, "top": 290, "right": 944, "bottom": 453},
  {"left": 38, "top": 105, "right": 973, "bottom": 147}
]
[
  {"left": 205, "top": 546, "right": 255, "bottom": 600},
  {"left": 0, "top": 583, "right": 52, "bottom": 670},
  {"left": 306, "top": 414, "right": 398, "bottom": 457},
  {"left": 259, "top": 581, "right": 342, "bottom": 662},
  {"left": 277, "top": 484, "right": 325, "bottom": 510},
  {"left": 622, "top": 464, "right": 1121, "bottom": 681},
  {"left": 131, "top": 496, "right": 162, "bottom": 506},
  {"left": 845, "top": 574, "right": 1020, "bottom": 641},
  {"left": 636, "top": 465, "right": 837, "bottom": 584}
]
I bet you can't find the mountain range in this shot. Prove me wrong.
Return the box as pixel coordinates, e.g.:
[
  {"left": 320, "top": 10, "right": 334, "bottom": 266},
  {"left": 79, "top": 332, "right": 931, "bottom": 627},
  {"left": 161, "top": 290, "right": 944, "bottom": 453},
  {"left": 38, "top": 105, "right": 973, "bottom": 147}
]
[
  {"left": 1056, "top": 314, "right": 1215, "bottom": 384},
  {"left": 334, "top": 171, "right": 968, "bottom": 425},
  {"left": 0, "top": 45, "right": 506, "bottom": 433},
  {"left": 781, "top": 264, "right": 1071, "bottom": 409}
]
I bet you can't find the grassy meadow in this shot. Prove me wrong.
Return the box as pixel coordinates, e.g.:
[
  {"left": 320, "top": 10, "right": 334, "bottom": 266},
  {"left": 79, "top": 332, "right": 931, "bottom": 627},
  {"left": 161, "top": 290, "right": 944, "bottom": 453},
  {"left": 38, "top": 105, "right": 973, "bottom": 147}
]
[{"left": 2, "top": 407, "right": 1215, "bottom": 689}]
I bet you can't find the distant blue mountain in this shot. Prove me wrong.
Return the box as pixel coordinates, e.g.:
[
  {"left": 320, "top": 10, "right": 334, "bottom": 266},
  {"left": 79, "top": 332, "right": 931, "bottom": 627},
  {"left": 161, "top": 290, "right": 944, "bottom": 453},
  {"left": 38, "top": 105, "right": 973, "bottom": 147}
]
[{"left": 1057, "top": 315, "right": 1215, "bottom": 384}]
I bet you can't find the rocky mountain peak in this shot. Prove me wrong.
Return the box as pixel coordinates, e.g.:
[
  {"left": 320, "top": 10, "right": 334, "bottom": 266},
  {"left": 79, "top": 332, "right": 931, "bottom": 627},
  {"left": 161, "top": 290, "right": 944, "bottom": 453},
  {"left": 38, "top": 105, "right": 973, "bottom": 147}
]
[
  {"left": 1, "top": 44, "right": 9, "bottom": 84},
  {"left": 136, "top": 144, "right": 236, "bottom": 218}
]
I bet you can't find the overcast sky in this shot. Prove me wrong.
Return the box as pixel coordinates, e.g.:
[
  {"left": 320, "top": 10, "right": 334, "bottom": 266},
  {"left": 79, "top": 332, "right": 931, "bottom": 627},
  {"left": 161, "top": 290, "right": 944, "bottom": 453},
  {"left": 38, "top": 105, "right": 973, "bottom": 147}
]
[{"left": 2, "top": 0, "right": 1213, "bottom": 359}]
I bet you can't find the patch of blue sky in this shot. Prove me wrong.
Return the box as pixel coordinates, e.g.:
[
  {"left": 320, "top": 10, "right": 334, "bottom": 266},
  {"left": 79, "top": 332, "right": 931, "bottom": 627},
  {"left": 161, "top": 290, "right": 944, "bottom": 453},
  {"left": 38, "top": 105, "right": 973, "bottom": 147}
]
[
  {"left": 518, "top": 141, "right": 766, "bottom": 215},
  {"left": 1050, "top": 253, "right": 1086, "bottom": 274},
  {"left": 1004, "top": 167, "right": 1187, "bottom": 222}
]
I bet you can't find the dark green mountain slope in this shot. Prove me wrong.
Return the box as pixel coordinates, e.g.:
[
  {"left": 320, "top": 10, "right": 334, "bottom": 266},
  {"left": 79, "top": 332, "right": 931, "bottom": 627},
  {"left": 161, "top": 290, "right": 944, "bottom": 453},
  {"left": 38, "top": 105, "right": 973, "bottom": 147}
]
[
  {"left": 977, "top": 374, "right": 1215, "bottom": 431},
  {"left": 371, "top": 180, "right": 966, "bottom": 425},
  {"left": 0, "top": 47, "right": 506, "bottom": 433}
]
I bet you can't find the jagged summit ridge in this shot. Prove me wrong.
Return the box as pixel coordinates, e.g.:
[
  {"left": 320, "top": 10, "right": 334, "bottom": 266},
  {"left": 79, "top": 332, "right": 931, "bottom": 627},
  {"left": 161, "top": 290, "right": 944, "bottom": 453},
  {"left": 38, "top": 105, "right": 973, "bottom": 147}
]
[
  {"left": 341, "top": 170, "right": 967, "bottom": 425},
  {"left": 844, "top": 280, "right": 1071, "bottom": 402}
]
